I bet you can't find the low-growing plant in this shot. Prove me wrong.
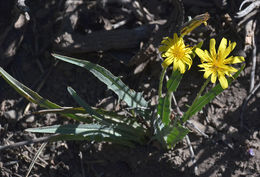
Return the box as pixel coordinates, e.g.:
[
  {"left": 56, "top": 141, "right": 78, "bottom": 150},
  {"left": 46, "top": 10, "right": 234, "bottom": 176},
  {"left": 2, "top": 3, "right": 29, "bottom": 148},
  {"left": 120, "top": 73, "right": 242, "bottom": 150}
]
[{"left": 0, "top": 12, "right": 245, "bottom": 149}]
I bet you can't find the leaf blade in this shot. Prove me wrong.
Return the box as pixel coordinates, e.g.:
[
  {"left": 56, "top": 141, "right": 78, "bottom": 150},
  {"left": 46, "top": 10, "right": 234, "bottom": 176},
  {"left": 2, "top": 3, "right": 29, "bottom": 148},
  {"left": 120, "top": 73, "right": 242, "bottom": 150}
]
[
  {"left": 0, "top": 67, "right": 87, "bottom": 122},
  {"left": 52, "top": 54, "right": 148, "bottom": 108},
  {"left": 166, "top": 124, "right": 189, "bottom": 147},
  {"left": 166, "top": 70, "right": 183, "bottom": 92},
  {"left": 157, "top": 93, "right": 171, "bottom": 126}
]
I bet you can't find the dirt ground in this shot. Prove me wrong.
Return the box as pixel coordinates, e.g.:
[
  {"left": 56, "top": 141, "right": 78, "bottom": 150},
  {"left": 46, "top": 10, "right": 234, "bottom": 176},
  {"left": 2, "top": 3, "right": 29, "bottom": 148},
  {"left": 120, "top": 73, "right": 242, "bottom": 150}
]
[{"left": 0, "top": 0, "right": 259, "bottom": 176}]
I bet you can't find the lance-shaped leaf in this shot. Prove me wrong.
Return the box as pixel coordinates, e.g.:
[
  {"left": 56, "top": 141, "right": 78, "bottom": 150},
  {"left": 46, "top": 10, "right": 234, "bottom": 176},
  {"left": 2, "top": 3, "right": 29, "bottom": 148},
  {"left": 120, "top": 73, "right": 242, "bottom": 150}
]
[
  {"left": 0, "top": 67, "right": 59, "bottom": 108},
  {"left": 166, "top": 124, "right": 189, "bottom": 147},
  {"left": 52, "top": 54, "right": 148, "bottom": 108},
  {"left": 182, "top": 64, "right": 245, "bottom": 122},
  {"left": 36, "top": 107, "right": 140, "bottom": 128},
  {"left": 167, "top": 70, "right": 183, "bottom": 92},
  {"left": 157, "top": 93, "right": 171, "bottom": 126},
  {"left": 67, "top": 86, "right": 145, "bottom": 136},
  {"left": 26, "top": 124, "right": 135, "bottom": 147},
  {"left": 0, "top": 67, "right": 85, "bottom": 122},
  {"left": 67, "top": 86, "right": 104, "bottom": 122}
]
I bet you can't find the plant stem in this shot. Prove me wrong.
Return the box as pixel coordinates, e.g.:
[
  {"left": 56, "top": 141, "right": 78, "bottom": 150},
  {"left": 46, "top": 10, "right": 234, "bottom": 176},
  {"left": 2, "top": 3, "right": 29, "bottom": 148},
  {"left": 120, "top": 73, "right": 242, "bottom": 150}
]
[
  {"left": 158, "top": 67, "right": 167, "bottom": 98},
  {"left": 192, "top": 77, "right": 211, "bottom": 107},
  {"left": 182, "top": 77, "right": 211, "bottom": 122}
]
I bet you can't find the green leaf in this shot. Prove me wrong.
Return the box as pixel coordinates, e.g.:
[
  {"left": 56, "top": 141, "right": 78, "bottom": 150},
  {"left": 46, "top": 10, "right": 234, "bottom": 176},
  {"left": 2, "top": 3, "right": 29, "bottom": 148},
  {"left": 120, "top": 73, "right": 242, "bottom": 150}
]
[
  {"left": 67, "top": 86, "right": 104, "bottom": 122},
  {"left": 26, "top": 123, "right": 144, "bottom": 145},
  {"left": 52, "top": 54, "right": 148, "bottom": 108},
  {"left": 166, "top": 70, "right": 183, "bottom": 92},
  {"left": 166, "top": 124, "right": 189, "bottom": 147},
  {"left": 51, "top": 134, "right": 135, "bottom": 147},
  {"left": 0, "top": 67, "right": 59, "bottom": 109},
  {"left": 0, "top": 67, "right": 86, "bottom": 122},
  {"left": 26, "top": 124, "right": 135, "bottom": 147},
  {"left": 68, "top": 86, "right": 147, "bottom": 142},
  {"left": 157, "top": 93, "right": 171, "bottom": 126},
  {"left": 182, "top": 64, "right": 245, "bottom": 122},
  {"left": 26, "top": 124, "right": 116, "bottom": 135},
  {"left": 36, "top": 107, "right": 140, "bottom": 127}
]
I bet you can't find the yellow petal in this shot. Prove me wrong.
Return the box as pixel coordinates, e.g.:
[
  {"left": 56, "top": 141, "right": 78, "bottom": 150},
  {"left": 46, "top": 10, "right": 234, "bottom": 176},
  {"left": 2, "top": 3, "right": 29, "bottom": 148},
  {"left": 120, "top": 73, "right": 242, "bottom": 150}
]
[
  {"left": 198, "top": 63, "right": 213, "bottom": 69},
  {"left": 178, "top": 60, "right": 186, "bottom": 74},
  {"left": 224, "top": 56, "right": 245, "bottom": 64},
  {"left": 162, "top": 56, "right": 174, "bottom": 68},
  {"left": 173, "top": 59, "right": 178, "bottom": 71},
  {"left": 203, "top": 70, "right": 212, "bottom": 79},
  {"left": 182, "top": 56, "right": 192, "bottom": 69},
  {"left": 223, "top": 41, "right": 236, "bottom": 59},
  {"left": 195, "top": 48, "right": 212, "bottom": 62},
  {"left": 218, "top": 74, "right": 228, "bottom": 89},
  {"left": 218, "top": 38, "right": 227, "bottom": 59},
  {"left": 227, "top": 66, "right": 238, "bottom": 73},
  {"left": 211, "top": 72, "right": 217, "bottom": 83},
  {"left": 209, "top": 38, "right": 216, "bottom": 58}
]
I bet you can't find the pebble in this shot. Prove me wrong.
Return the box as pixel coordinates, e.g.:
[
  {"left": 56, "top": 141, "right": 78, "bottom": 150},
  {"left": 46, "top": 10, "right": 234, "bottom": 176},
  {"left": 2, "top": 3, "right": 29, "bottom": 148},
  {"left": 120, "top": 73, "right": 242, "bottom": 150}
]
[
  {"left": 4, "top": 110, "right": 17, "bottom": 121},
  {"left": 25, "top": 115, "right": 35, "bottom": 123}
]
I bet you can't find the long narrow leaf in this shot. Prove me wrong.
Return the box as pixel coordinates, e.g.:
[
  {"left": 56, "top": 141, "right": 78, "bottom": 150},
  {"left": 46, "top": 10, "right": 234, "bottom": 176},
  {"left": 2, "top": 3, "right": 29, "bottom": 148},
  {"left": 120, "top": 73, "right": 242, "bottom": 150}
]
[
  {"left": 26, "top": 125, "right": 135, "bottom": 147},
  {"left": 26, "top": 123, "right": 144, "bottom": 145},
  {"left": 67, "top": 86, "right": 104, "bottom": 122},
  {"left": 0, "top": 67, "right": 87, "bottom": 122},
  {"left": 50, "top": 134, "right": 134, "bottom": 147},
  {"left": 67, "top": 87, "right": 146, "bottom": 141},
  {"left": 0, "top": 67, "right": 59, "bottom": 109},
  {"left": 182, "top": 64, "right": 245, "bottom": 122},
  {"left": 52, "top": 53, "right": 148, "bottom": 108},
  {"left": 36, "top": 107, "right": 140, "bottom": 127},
  {"left": 167, "top": 70, "right": 183, "bottom": 92},
  {"left": 26, "top": 124, "right": 117, "bottom": 135},
  {"left": 166, "top": 124, "right": 189, "bottom": 147},
  {"left": 157, "top": 93, "right": 171, "bottom": 126}
]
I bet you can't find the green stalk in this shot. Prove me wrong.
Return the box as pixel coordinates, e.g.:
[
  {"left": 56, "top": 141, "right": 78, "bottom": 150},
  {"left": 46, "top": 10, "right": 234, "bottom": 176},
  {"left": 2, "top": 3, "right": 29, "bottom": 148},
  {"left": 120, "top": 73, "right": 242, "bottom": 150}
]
[
  {"left": 182, "top": 77, "right": 211, "bottom": 122},
  {"left": 158, "top": 67, "right": 167, "bottom": 98}
]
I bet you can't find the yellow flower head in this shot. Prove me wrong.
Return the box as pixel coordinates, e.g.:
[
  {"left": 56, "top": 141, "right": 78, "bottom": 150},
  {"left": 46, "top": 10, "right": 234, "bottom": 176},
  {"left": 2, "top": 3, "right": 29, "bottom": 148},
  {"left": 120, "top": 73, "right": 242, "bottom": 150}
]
[
  {"left": 159, "top": 33, "right": 193, "bottom": 74},
  {"left": 195, "top": 38, "right": 245, "bottom": 89}
]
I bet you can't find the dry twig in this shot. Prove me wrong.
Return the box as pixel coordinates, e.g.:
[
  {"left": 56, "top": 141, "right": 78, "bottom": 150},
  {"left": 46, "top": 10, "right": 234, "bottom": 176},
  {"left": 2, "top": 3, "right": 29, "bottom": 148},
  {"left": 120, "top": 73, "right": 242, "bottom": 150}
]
[{"left": 0, "top": 134, "right": 59, "bottom": 151}]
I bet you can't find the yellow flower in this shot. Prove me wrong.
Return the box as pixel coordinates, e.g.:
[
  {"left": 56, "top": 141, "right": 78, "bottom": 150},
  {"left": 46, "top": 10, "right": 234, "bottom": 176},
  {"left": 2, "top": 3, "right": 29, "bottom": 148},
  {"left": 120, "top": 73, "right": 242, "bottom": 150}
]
[
  {"left": 195, "top": 38, "right": 245, "bottom": 89},
  {"left": 159, "top": 33, "right": 193, "bottom": 74}
]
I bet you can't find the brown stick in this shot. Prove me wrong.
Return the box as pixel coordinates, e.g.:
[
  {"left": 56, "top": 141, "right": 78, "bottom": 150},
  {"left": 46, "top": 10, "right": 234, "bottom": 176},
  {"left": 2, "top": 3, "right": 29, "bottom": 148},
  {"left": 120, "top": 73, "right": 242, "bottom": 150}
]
[
  {"left": 0, "top": 134, "right": 59, "bottom": 151},
  {"left": 53, "top": 25, "right": 155, "bottom": 53}
]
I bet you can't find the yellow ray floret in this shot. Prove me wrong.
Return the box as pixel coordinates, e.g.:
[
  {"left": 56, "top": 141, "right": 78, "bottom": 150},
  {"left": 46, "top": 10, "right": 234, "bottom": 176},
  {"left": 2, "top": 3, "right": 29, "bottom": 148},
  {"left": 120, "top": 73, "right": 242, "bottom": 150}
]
[
  {"left": 195, "top": 38, "right": 245, "bottom": 89},
  {"left": 159, "top": 33, "right": 193, "bottom": 74}
]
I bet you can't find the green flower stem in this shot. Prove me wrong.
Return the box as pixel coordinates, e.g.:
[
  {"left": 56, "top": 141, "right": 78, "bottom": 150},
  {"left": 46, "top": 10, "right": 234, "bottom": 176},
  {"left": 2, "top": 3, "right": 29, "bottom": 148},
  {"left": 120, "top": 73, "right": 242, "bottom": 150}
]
[
  {"left": 182, "top": 77, "right": 211, "bottom": 122},
  {"left": 158, "top": 67, "right": 167, "bottom": 98}
]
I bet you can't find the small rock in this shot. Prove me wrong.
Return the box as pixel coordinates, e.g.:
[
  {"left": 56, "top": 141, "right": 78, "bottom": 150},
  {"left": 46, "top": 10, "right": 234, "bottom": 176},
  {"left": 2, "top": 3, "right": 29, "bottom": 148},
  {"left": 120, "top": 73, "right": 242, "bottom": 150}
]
[
  {"left": 150, "top": 95, "right": 158, "bottom": 106},
  {"left": 4, "top": 110, "right": 17, "bottom": 121},
  {"left": 227, "top": 126, "right": 238, "bottom": 134},
  {"left": 25, "top": 115, "right": 35, "bottom": 123},
  {"left": 252, "top": 131, "right": 258, "bottom": 139}
]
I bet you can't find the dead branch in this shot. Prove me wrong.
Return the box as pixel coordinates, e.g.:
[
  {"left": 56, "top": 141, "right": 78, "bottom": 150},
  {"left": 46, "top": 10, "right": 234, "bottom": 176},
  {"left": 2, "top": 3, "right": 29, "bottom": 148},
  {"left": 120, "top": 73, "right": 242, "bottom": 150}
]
[
  {"left": 53, "top": 24, "right": 155, "bottom": 54},
  {"left": 0, "top": 134, "right": 59, "bottom": 151}
]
